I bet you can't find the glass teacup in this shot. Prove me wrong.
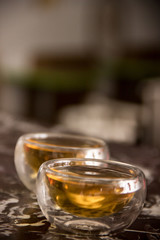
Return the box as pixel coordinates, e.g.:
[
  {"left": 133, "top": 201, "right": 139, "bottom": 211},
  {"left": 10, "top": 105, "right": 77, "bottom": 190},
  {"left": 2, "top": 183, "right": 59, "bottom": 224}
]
[
  {"left": 14, "top": 133, "right": 108, "bottom": 192},
  {"left": 36, "top": 158, "right": 146, "bottom": 236}
]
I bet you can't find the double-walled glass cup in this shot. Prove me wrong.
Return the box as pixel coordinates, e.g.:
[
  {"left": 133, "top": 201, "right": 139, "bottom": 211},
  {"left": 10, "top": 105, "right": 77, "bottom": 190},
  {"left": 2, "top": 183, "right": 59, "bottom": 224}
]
[
  {"left": 36, "top": 158, "right": 146, "bottom": 236},
  {"left": 14, "top": 133, "right": 108, "bottom": 192}
]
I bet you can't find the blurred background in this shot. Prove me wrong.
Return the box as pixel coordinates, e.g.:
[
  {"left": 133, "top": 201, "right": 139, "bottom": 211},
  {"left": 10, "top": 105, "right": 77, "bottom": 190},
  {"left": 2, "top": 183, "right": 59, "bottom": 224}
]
[{"left": 0, "top": 0, "right": 160, "bottom": 146}]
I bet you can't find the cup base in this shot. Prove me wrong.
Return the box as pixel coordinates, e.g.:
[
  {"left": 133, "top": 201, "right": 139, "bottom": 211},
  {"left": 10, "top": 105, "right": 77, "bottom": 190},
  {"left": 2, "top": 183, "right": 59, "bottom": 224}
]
[{"left": 54, "top": 218, "right": 110, "bottom": 235}]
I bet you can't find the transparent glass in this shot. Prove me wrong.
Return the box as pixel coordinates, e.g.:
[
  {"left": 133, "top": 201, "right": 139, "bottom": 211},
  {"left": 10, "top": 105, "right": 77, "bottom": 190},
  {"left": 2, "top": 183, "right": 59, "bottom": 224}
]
[
  {"left": 36, "top": 158, "right": 146, "bottom": 236},
  {"left": 14, "top": 133, "right": 108, "bottom": 192}
]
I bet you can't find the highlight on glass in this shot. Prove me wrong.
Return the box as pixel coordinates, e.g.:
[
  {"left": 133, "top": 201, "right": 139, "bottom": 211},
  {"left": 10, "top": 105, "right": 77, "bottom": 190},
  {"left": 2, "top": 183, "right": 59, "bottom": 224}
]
[
  {"left": 36, "top": 158, "right": 146, "bottom": 236},
  {"left": 14, "top": 133, "right": 109, "bottom": 192}
]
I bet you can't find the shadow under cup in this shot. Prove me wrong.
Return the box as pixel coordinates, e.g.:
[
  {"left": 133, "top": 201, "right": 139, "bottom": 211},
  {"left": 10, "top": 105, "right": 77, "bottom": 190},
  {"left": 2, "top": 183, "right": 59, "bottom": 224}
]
[
  {"left": 36, "top": 158, "right": 146, "bottom": 236},
  {"left": 14, "top": 133, "right": 108, "bottom": 192}
]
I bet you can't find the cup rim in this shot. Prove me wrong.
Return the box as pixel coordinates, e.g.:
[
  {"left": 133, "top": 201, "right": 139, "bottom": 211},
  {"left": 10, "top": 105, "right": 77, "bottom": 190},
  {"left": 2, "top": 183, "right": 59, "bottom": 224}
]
[
  {"left": 20, "top": 132, "right": 107, "bottom": 151},
  {"left": 40, "top": 158, "right": 144, "bottom": 192}
]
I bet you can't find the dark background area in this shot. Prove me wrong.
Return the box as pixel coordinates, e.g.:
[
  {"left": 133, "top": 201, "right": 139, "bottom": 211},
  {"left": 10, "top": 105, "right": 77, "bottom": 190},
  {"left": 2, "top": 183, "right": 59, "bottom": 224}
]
[{"left": 0, "top": 0, "right": 160, "bottom": 146}]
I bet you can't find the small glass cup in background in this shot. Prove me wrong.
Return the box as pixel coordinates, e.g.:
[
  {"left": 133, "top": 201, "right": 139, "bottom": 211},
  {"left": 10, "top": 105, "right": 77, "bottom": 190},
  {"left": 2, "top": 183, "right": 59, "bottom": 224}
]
[
  {"left": 14, "top": 133, "right": 109, "bottom": 192},
  {"left": 36, "top": 158, "right": 146, "bottom": 236}
]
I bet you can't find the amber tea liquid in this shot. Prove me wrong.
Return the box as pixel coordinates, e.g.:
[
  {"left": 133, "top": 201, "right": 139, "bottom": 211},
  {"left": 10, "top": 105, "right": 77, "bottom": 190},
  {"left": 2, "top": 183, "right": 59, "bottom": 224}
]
[
  {"left": 24, "top": 137, "right": 104, "bottom": 174},
  {"left": 46, "top": 165, "right": 136, "bottom": 218}
]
